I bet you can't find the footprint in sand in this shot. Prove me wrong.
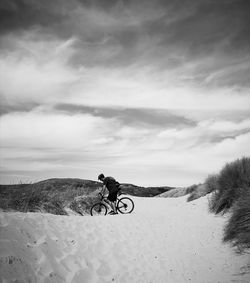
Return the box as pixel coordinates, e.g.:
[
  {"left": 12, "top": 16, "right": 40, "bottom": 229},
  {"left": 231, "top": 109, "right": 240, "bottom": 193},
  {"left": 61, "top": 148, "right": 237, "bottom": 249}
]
[
  {"left": 72, "top": 267, "right": 94, "bottom": 283},
  {"left": 96, "top": 260, "right": 111, "bottom": 277},
  {"left": 0, "top": 214, "right": 10, "bottom": 227},
  {"left": 0, "top": 255, "right": 36, "bottom": 282},
  {"left": 44, "top": 271, "right": 66, "bottom": 283},
  {"left": 60, "top": 254, "right": 85, "bottom": 272}
]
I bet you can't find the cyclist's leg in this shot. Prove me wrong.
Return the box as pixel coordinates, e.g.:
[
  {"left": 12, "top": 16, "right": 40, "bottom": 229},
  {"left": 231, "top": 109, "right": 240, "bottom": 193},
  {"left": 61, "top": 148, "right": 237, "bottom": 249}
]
[
  {"left": 110, "top": 201, "right": 117, "bottom": 213},
  {"left": 107, "top": 191, "right": 118, "bottom": 213},
  {"left": 103, "top": 198, "right": 113, "bottom": 212}
]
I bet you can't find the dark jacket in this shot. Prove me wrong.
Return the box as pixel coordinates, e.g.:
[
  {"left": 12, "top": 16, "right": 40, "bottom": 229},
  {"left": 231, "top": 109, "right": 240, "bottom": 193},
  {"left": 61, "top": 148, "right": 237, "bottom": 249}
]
[{"left": 103, "top": 176, "right": 120, "bottom": 193}]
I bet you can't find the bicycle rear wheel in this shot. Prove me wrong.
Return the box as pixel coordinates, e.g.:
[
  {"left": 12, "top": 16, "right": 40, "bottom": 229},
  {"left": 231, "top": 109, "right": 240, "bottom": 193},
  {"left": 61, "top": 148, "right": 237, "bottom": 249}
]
[
  {"left": 117, "top": 197, "right": 134, "bottom": 214},
  {"left": 90, "top": 203, "right": 107, "bottom": 216}
]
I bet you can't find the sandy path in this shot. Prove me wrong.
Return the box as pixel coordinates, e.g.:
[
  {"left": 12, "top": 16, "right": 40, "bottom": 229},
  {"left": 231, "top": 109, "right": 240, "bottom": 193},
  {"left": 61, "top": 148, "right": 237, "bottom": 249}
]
[{"left": 0, "top": 195, "right": 250, "bottom": 283}]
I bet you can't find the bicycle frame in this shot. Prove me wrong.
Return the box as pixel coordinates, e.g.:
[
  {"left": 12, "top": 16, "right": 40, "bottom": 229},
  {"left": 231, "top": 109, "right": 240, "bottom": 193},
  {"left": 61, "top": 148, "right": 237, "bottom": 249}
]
[
  {"left": 99, "top": 193, "right": 121, "bottom": 208},
  {"left": 91, "top": 193, "right": 134, "bottom": 215}
]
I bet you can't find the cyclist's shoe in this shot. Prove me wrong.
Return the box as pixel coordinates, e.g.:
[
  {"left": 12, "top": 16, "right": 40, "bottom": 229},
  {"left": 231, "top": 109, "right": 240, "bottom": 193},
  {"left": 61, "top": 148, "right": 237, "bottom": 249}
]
[{"left": 109, "top": 211, "right": 118, "bottom": 215}]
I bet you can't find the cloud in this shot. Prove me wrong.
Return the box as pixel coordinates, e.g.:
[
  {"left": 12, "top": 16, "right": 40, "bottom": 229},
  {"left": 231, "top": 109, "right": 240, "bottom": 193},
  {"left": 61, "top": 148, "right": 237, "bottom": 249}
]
[
  {"left": 2, "top": 31, "right": 249, "bottom": 115},
  {"left": 0, "top": 34, "right": 79, "bottom": 109},
  {"left": 1, "top": 108, "right": 250, "bottom": 186},
  {"left": 0, "top": 0, "right": 250, "bottom": 185},
  {"left": 55, "top": 103, "right": 196, "bottom": 128},
  {"left": 0, "top": 109, "right": 120, "bottom": 181},
  {"left": 1, "top": 1, "right": 250, "bottom": 113},
  {"left": 0, "top": 98, "right": 40, "bottom": 116},
  {"left": 1, "top": 1, "right": 249, "bottom": 75},
  {"left": 0, "top": 0, "right": 70, "bottom": 35},
  {"left": 110, "top": 119, "right": 250, "bottom": 185},
  {"left": 0, "top": 111, "right": 117, "bottom": 149},
  {"left": 157, "top": 118, "right": 250, "bottom": 149}
]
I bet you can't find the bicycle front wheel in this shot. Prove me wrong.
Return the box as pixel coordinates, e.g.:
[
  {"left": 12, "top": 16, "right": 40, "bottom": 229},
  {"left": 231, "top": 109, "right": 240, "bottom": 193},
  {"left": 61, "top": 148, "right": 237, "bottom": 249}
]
[
  {"left": 90, "top": 203, "right": 107, "bottom": 216},
  {"left": 117, "top": 197, "right": 134, "bottom": 214}
]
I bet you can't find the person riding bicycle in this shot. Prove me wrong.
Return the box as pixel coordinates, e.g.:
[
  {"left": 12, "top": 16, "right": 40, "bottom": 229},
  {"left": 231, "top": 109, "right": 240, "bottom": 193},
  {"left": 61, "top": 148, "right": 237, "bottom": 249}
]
[{"left": 98, "top": 173, "right": 120, "bottom": 215}]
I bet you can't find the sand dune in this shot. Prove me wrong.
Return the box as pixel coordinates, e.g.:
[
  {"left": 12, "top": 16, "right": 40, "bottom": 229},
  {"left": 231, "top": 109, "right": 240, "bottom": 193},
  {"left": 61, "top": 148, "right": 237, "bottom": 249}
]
[{"left": 0, "top": 195, "right": 249, "bottom": 283}]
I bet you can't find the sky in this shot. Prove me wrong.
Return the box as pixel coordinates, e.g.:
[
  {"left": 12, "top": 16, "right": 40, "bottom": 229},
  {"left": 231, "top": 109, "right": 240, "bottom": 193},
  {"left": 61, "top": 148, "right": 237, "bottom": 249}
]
[{"left": 0, "top": 0, "right": 250, "bottom": 186}]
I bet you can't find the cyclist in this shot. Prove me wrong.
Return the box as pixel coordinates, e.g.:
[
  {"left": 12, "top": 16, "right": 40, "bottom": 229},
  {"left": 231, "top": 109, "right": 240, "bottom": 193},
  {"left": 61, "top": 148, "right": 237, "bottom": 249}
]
[{"left": 98, "top": 173, "right": 120, "bottom": 215}]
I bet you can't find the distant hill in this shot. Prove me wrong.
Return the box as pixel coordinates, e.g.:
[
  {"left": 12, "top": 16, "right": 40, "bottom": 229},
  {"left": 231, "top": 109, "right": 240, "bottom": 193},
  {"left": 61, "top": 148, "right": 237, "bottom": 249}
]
[{"left": 0, "top": 178, "right": 174, "bottom": 215}]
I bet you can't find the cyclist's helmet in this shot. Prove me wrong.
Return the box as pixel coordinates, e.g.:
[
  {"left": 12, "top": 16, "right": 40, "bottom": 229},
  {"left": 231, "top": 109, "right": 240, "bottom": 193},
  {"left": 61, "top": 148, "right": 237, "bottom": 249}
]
[{"left": 98, "top": 173, "right": 105, "bottom": 181}]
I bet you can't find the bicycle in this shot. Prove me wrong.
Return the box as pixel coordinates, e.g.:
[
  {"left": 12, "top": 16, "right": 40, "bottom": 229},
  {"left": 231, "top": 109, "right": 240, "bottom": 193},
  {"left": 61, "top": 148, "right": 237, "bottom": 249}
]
[{"left": 90, "top": 192, "right": 134, "bottom": 216}]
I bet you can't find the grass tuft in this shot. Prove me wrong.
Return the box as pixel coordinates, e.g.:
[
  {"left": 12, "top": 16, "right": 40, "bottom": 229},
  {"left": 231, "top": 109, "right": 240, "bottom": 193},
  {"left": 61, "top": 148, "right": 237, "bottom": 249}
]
[
  {"left": 223, "top": 190, "right": 250, "bottom": 253},
  {"left": 206, "top": 156, "right": 250, "bottom": 254},
  {"left": 207, "top": 157, "right": 250, "bottom": 215}
]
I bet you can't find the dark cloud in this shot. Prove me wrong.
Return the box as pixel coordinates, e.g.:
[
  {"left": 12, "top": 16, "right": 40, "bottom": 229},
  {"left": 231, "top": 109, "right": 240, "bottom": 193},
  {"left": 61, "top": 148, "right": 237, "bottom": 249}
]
[
  {"left": 0, "top": 0, "right": 69, "bottom": 35},
  {"left": 4, "top": 152, "right": 93, "bottom": 163},
  {"left": 0, "top": 100, "right": 40, "bottom": 116},
  {"left": 161, "top": 1, "right": 250, "bottom": 54},
  {"left": 0, "top": 0, "right": 249, "bottom": 86},
  {"left": 1, "top": 0, "right": 249, "bottom": 48},
  {"left": 138, "top": 0, "right": 250, "bottom": 87},
  {"left": 74, "top": 0, "right": 250, "bottom": 87},
  {"left": 78, "top": 0, "right": 122, "bottom": 10},
  {"left": 55, "top": 103, "right": 196, "bottom": 128},
  {"left": 208, "top": 129, "right": 250, "bottom": 144}
]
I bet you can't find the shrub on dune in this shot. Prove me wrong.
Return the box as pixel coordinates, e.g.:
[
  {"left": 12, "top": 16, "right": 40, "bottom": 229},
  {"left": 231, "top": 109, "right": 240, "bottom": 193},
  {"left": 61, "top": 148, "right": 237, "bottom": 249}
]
[
  {"left": 43, "top": 199, "right": 67, "bottom": 215},
  {"left": 223, "top": 190, "right": 250, "bottom": 253},
  {"left": 205, "top": 174, "right": 219, "bottom": 194},
  {"left": 207, "top": 157, "right": 250, "bottom": 214},
  {"left": 207, "top": 156, "right": 250, "bottom": 254}
]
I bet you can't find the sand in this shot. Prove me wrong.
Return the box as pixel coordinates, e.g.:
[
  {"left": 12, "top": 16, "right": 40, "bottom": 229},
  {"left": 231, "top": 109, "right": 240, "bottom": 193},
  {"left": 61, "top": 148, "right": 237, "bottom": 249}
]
[{"left": 0, "top": 195, "right": 250, "bottom": 283}]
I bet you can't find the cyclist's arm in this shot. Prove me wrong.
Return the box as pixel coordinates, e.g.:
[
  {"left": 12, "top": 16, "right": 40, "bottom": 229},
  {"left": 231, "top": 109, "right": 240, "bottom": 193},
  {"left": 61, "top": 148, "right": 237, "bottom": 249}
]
[{"left": 100, "top": 185, "right": 107, "bottom": 195}]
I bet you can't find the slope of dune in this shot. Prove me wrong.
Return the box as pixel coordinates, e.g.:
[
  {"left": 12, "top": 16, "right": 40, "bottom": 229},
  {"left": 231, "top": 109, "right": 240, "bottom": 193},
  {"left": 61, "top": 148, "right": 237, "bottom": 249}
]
[
  {"left": 157, "top": 187, "right": 188, "bottom": 198},
  {"left": 157, "top": 184, "right": 209, "bottom": 201},
  {"left": 0, "top": 178, "right": 173, "bottom": 215},
  {"left": 0, "top": 195, "right": 249, "bottom": 283}
]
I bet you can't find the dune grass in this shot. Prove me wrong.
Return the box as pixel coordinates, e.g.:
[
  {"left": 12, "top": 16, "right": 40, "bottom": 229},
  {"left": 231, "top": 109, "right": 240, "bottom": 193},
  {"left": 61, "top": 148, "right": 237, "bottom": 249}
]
[
  {"left": 205, "top": 157, "right": 250, "bottom": 254},
  {"left": 0, "top": 179, "right": 101, "bottom": 215},
  {"left": 186, "top": 183, "right": 211, "bottom": 202},
  {"left": 207, "top": 157, "right": 250, "bottom": 214},
  {"left": 223, "top": 190, "right": 250, "bottom": 253},
  {"left": 0, "top": 178, "right": 172, "bottom": 215}
]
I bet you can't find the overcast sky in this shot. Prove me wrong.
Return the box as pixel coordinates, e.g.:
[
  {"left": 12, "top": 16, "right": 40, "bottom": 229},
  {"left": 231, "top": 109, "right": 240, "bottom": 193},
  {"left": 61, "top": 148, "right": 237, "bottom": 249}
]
[{"left": 0, "top": 0, "right": 250, "bottom": 186}]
